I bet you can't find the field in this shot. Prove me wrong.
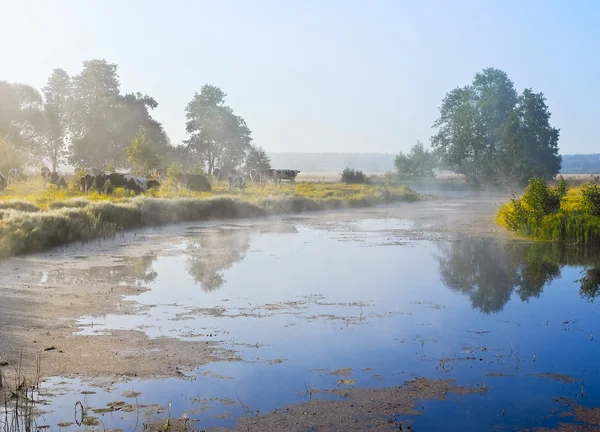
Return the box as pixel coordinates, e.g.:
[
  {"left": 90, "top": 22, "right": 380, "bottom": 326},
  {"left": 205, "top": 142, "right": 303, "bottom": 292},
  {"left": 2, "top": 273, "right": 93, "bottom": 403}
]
[{"left": 0, "top": 175, "right": 420, "bottom": 258}]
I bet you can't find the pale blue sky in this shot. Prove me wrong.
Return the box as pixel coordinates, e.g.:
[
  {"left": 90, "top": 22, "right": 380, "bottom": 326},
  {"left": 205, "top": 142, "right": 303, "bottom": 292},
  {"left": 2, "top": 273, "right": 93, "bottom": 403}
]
[{"left": 1, "top": 0, "right": 598, "bottom": 154}]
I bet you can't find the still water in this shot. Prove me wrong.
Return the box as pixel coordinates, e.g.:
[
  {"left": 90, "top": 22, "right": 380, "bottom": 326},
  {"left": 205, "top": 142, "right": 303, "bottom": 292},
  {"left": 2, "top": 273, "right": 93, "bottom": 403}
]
[{"left": 7, "top": 213, "right": 600, "bottom": 430}]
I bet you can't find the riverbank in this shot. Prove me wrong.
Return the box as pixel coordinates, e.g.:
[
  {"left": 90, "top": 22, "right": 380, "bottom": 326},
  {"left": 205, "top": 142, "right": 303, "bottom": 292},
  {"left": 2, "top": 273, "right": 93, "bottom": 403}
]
[
  {"left": 0, "top": 182, "right": 420, "bottom": 258},
  {"left": 496, "top": 179, "right": 600, "bottom": 244}
]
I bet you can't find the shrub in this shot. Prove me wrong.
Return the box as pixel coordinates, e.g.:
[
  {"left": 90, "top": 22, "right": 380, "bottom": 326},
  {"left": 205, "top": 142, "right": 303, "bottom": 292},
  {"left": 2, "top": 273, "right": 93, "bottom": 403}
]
[
  {"left": 341, "top": 168, "right": 369, "bottom": 184},
  {"left": 557, "top": 175, "right": 569, "bottom": 197},
  {"left": 520, "top": 177, "right": 560, "bottom": 229},
  {"left": 581, "top": 182, "right": 600, "bottom": 216}
]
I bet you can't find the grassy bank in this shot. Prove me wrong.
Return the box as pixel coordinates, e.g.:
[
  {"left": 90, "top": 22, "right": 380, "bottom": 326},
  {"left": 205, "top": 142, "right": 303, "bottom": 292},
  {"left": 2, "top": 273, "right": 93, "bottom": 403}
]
[
  {"left": 0, "top": 180, "right": 420, "bottom": 258},
  {"left": 496, "top": 178, "right": 600, "bottom": 244}
]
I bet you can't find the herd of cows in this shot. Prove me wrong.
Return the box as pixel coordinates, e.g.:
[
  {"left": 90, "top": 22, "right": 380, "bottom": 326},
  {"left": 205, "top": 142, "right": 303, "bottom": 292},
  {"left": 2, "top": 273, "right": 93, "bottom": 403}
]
[{"left": 0, "top": 167, "right": 302, "bottom": 196}]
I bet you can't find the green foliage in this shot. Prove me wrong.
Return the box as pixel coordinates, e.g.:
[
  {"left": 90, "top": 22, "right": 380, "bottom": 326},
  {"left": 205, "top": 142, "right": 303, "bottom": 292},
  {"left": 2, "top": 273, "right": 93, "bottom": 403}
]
[
  {"left": 520, "top": 177, "right": 561, "bottom": 228},
  {"left": 126, "top": 129, "right": 161, "bottom": 176},
  {"left": 244, "top": 144, "right": 271, "bottom": 172},
  {"left": 185, "top": 85, "right": 252, "bottom": 175},
  {"left": 0, "top": 137, "right": 28, "bottom": 174},
  {"left": 432, "top": 68, "right": 561, "bottom": 187},
  {"left": 166, "top": 163, "right": 182, "bottom": 183},
  {"left": 558, "top": 175, "right": 568, "bottom": 196},
  {"left": 341, "top": 168, "right": 369, "bottom": 184},
  {"left": 42, "top": 68, "right": 71, "bottom": 171},
  {"left": 497, "top": 179, "right": 600, "bottom": 244},
  {"left": 0, "top": 81, "right": 45, "bottom": 157},
  {"left": 581, "top": 182, "right": 600, "bottom": 216},
  {"left": 394, "top": 141, "right": 436, "bottom": 179}
]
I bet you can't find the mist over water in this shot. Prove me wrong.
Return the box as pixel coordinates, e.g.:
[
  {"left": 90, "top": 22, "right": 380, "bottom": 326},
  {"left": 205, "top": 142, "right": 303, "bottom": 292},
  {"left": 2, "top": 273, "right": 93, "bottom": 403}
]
[{"left": 5, "top": 208, "right": 600, "bottom": 430}]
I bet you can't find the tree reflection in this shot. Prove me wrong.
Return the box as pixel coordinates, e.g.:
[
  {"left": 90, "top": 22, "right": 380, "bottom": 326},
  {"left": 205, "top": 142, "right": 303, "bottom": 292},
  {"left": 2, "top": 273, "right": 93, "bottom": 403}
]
[
  {"left": 579, "top": 268, "right": 600, "bottom": 303},
  {"left": 184, "top": 223, "right": 298, "bottom": 292},
  {"left": 48, "top": 256, "right": 158, "bottom": 285},
  {"left": 436, "top": 236, "right": 600, "bottom": 313}
]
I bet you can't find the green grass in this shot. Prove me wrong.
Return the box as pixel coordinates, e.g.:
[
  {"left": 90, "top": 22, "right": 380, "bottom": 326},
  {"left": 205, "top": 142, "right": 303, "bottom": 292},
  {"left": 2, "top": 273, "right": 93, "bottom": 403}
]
[
  {"left": 497, "top": 181, "right": 600, "bottom": 244},
  {"left": 0, "top": 178, "right": 420, "bottom": 258}
]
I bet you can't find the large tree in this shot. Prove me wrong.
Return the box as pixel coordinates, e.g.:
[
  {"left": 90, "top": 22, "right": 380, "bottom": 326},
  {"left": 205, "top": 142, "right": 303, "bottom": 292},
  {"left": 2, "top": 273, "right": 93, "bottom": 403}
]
[
  {"left": 431, "top": 67, "right": 560, "bottom": 187},
  {"left": 69, "top": 60, "right": 170, "bottom": 170},
  {"left": 244, "top": 144, "right": 271, "bottom": 172},
  {"left": 185, "top": 85, "right": 252, "bottom": 175},
  {"left": 42, "top": 68, "right": 72, "bottom": 171},
  {"left": 69, "top": 59, "right": 122, "bottom": 168},
  {"left": 0, "top": 81, "right": 45, "bottom": 162}
]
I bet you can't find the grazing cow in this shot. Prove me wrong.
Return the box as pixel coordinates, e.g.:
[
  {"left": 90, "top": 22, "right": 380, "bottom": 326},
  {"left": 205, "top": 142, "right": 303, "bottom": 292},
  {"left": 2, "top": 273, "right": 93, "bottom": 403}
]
[
  {"left": 249, "top": 168, "right": 259, "bottom": 183},
  {"left": 7, "top": 168, "right": 23, "bottom": 186},
  {"left": 103, "top": 173, "right": 160, "bottom": 195},
  {"left": 228, "top": 174, "right": 246, "bottom": 192},
  {"left": 175, "top": 173, "right": 212, "bottom": 192},
  {"left": 79, "top": 174, "right": 97, "bottom": 193},
  {"left": 0, "top": 173, "right": 7, "bottom": 194},
  {"left": 260, "top": 168, "right": 277, "bottom": 183},
  {"left": 212, "top": 168, "right": 221, "bottom": 181},
  {"left": 275, "top": 169, "right": 301, "bottom": 186},
  {"left": 41, "top": 170, "right": 68, "bottom": 190}
]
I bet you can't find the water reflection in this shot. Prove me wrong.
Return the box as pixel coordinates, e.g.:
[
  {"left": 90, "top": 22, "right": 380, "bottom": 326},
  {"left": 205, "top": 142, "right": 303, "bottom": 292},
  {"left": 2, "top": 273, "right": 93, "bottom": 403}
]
[
  {"left": 46, "top": 256, "right": 158, "bottom": 286},
  {"left": 184, "top": 224, "right": 298, "bottom": 292},
  {"left": 436, "top": 236, "right": 600, "bottom": 313},
  {"left": 579, "top": 268, "right": 600, "bottom": 302}
]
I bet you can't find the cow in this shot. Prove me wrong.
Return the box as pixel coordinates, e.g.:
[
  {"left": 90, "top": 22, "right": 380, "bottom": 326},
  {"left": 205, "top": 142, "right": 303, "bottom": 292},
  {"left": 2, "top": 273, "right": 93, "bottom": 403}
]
[
  {"left": 275, "top": 169, "right": 301, "bottom": 186},
  {"left": 79, "top": 174, "right": 97, "bottom": 193},
  {"left": 102, "top": 173, "right": 160, "bottom": 196},
  {"left": 249, "top": 169, "right": 259, "bottom": 183},
  {"left": 212, "top": 168, "right": 221, "bottom": 181},
  {"left": 175, "top": 173, "right": 212, "bottom": 192},
  {"left": 0, "top": 173, "right": 7, "bottom": 194},
  {"left": 7, "top": 169, "right": 23, "bottom": 186},
  {"left": 41, "top": 170, "right": 68, "bottom": 190},
  {"left": 260, "top": 168, "right": 277, "bottom": 184},
  {"left": 228, "top": 174, "right": 246, "bottom": 192}
]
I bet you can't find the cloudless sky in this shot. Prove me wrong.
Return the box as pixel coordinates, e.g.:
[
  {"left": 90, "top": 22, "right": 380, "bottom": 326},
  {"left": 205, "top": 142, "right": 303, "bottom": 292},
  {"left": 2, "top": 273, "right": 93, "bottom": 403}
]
[{"left": 1, "top": 0, "right": 599, "bottom": 154}]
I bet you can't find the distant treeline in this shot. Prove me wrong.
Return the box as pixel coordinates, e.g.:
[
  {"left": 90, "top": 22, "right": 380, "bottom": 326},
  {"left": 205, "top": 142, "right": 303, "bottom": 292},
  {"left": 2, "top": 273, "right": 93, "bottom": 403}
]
[
  {"left": 267, "top": 152, "right": 396, "bottom": 173},
  {"left": 560, "top": 154, "right": 600, "bottom": 174}
]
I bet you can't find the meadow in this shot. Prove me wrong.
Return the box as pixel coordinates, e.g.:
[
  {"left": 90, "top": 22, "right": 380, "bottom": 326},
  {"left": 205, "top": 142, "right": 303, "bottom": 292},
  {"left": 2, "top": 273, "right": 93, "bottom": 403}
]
[{"left": 0, "top": 175, "right": 420, "bottom": 258}]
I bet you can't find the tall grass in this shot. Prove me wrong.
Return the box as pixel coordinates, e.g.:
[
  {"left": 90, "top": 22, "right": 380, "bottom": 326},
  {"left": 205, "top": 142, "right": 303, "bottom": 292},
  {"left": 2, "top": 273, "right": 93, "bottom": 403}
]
[
  {"left": 0, "top": 180, "right": 419, "bottom": 258},
  {"left": 497, "top": 178, "right": 600, "bottom": 244}
]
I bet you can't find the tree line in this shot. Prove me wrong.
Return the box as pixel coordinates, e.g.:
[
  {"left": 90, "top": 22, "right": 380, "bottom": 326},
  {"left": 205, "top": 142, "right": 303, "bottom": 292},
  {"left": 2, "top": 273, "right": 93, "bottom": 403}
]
[
  {"left": 394, "top": 68, "right": 562, "bottom": 187},
  {"left": 0, "top": 59, "right": 270, "bottom": 177}
]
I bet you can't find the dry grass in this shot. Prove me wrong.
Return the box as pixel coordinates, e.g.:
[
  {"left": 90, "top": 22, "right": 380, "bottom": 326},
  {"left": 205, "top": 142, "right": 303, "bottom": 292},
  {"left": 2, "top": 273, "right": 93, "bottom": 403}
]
[{"left": 0, "top": 178, "right": 420, "bottom": 258}]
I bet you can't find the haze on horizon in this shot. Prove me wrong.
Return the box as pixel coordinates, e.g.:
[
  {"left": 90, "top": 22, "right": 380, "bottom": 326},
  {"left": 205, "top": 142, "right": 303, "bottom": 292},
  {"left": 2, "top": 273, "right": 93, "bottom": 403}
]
[{"left": 1, "top": 0, "right": 598, "bottom": 155}]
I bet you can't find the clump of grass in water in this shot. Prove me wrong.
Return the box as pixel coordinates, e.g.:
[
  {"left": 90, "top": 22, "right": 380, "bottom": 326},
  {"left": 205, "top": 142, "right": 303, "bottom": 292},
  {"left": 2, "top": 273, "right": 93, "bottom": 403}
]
[{"left": 497, "top": 178, "right": 600, "bottom": 244}]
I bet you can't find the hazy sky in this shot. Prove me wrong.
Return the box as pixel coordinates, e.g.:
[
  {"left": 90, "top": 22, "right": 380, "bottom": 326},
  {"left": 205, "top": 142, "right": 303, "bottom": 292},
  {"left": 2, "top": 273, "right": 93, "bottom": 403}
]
[{"left": 1, "top": 0, "right": 598, "bottom": 154}]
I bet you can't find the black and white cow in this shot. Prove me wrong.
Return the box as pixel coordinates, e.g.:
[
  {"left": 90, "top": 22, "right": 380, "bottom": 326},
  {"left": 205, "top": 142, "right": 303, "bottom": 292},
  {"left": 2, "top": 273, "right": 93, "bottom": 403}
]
[
  {"left": 0, "top": 173, "right": 7, "bottom": 194},
  {"left": 7, "top": 168, "right": 24, "bottom": 186},
  {"left": 103, "top": 173, "right": 160, "bottom": 196},
  {"left": 175, "top": 173, "right": 212, "bottom": 192},
  {"left": 275, "top": 169, "right": 301, "bottom": 186},
  {"left": 41, "top": 170, "right": 68, "bottom": 190},
  {"left": 228, "top": 174, "right": 246, "bottom": 192},
  {"left": 79, "top": 174, "right": 97, "bottom": 193}
]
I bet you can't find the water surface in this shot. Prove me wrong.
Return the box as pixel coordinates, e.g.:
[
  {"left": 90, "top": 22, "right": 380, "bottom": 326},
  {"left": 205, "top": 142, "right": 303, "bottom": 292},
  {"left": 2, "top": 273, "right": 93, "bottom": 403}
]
[{"left": 5, "top": 212, "right": 600, "bottom": 431}]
